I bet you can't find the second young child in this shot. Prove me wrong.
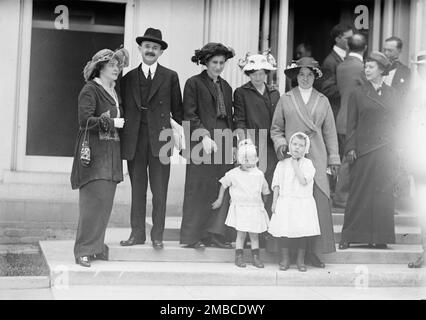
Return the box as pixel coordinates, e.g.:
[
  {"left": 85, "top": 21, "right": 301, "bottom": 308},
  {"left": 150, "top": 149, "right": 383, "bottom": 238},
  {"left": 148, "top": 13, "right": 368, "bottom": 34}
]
[{"left": 268, "top": 132, "right": 321, "bottom": 272}]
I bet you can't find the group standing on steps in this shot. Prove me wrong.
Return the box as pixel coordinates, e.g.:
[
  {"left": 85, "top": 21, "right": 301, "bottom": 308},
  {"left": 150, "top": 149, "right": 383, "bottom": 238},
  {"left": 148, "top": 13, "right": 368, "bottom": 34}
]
[{"left": 70, "top": 26, "right": 426, "bottom": 271}]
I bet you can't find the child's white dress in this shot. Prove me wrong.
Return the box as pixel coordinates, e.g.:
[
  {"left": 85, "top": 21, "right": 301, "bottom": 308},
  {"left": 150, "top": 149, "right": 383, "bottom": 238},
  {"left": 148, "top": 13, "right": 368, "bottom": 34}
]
[
  {"left": 220, "top": 167, "right": 270, "bottom": 233},
  {"left": 268, "top": 157, "right": 320, "bottom": 238}
]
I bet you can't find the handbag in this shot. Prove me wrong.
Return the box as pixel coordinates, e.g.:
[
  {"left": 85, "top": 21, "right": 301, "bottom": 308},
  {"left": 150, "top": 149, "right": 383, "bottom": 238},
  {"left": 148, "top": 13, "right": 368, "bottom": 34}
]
[{"left": 80, "top": 119, "right": 91, "bottom": 167}]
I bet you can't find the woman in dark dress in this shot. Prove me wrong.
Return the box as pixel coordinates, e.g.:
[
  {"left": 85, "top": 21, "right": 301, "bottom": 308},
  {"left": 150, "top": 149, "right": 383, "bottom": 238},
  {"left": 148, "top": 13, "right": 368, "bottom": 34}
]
[
  {"left": 71, "top": 48, "right": 129, "bottom": 267},
  {"left": 234, "top": 52, "right": 280, "bottom": 214},
  {"left": 180, "top": 43, "right": 236, "bottom": 249},
  {"left": 339, "top": 51, "right": 400, "bottom": 249}
]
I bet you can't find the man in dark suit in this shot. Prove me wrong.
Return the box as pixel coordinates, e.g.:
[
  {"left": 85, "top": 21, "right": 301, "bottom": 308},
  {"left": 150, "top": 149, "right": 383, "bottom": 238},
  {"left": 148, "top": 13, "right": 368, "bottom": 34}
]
[
  {"left": 320, "top": 23, "right": 353, "bottom": 120},
  {"left": 119, "top": 28, "right": 183, "bottom": 249},
  {"left": 383, "top": 36, "right": 411, "bottom": 96},
  {"left": 333, "top": 33, "right": 367, "bottom": 208}
]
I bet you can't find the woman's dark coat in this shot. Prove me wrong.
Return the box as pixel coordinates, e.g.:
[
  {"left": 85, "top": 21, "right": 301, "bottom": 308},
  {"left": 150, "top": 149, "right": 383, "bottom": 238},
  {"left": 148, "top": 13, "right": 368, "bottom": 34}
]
[{"left": 71, "top": 80, "right": 123, "bottom": 190}]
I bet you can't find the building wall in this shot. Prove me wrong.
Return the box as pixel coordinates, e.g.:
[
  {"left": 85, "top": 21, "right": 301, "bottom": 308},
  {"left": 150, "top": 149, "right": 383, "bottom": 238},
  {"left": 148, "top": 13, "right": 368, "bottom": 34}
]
[{"left": 0, "top": 0, "right": 21, "bottom": 181}]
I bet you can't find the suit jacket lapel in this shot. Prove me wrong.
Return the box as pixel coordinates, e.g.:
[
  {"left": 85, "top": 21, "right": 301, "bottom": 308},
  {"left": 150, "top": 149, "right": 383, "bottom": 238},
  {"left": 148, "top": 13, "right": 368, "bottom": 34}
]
[
  {"left": 131, "top": 66, "right": 142, "bottom": 109},
  {"left": 147, "top": 64, "right": 165, "bottom": 102},
  {"left": 332, "top": 50, "right": 344, "bottom": 64}
]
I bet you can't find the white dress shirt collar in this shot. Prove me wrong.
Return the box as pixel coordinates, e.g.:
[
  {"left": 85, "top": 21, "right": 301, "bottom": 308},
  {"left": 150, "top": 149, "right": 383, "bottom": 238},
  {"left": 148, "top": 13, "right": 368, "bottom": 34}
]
[
  {"left": 348, "top": 52, "right": 364, "bottom": 62},
  {"left": 141, "top": 61, "right": 158, "bottom": 78},
  {"left": 333, "top": 45, "right": 347, "bottom": 61}
]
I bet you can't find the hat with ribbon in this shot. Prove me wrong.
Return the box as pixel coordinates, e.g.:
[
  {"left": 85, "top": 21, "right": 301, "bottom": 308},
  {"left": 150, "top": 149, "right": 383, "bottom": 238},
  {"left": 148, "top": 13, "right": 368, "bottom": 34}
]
[
  {"left": 191, "top": 42, "right": 235, "bottom": 65},
  {"left": 136, "top": 28, "right": 168, "bottom": 50},
  {"left": 284, "top": 57, "right": 323, "bottom": 79},
  {"left": 238, "top": 49, "right": 277, "bottom": 72},
  {"left": 237, "top": 139, "right": 258, "bottom": 165},
  {"left": 83, "top": 46, "right": 129, "bottom": 82}
]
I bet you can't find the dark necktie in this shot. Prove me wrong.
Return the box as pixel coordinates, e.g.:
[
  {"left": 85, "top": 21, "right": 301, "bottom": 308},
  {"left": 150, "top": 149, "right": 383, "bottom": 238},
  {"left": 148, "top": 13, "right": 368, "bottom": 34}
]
[
  {"left": 376, "top": 87, "right": 382, "bottom": 96},
  {"left": 147, "top": 68, "right": 152, "bottom": 80},
  {"left": 214, "top": 80, "right": 227, "bottom": 118}
]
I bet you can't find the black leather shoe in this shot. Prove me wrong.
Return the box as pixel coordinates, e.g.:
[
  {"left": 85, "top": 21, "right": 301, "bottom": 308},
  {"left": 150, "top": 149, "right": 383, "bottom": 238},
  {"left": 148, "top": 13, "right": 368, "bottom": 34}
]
[
  {"left": 75, "top": 256, "right": 91, "bottom": 267},
  {"left": 306, "top": 253, "right": 325, "bottom": 268},
  {"left": 210, "top": 236, "right": 233, "bottom": 249},
  {"left": 120, "top": 236, "right": 145, "bottom": 246},
  {"left": 408, "top": 256, "right": 424, "bottom": 268},
  {"left": 152, "top": 240, "right": 164, "bottom": 250},
  {"left": 184, "top": 241, "right": 205, "bottom": 249},
  {"left": 338, "top": 242, "right": 350, "bottom": 250}
]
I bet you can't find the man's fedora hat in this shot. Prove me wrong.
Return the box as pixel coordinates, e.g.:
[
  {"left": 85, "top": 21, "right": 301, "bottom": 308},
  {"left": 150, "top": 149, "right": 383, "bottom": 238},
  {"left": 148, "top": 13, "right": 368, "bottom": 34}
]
[{"left": 136, "top": 28, "right": 168, "bottom": 50}]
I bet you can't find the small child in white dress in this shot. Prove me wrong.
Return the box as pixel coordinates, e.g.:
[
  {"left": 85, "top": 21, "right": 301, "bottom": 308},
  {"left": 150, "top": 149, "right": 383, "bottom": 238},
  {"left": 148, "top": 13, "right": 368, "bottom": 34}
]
[
  {"left": 268, "top": 132, "right": 320, "bottom": 272},
  {"left": 212, "top": 140, "right": 270, "bottom": 268}
]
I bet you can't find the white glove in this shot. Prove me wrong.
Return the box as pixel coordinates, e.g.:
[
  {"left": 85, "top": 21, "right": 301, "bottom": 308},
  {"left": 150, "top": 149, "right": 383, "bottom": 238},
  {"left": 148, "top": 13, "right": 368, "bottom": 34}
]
[
  {"left": 114, "top": 118, "right": 125, "bottom": 128},
  {"left": 202, "top": 135, "right": 217, "bottom": 155}
]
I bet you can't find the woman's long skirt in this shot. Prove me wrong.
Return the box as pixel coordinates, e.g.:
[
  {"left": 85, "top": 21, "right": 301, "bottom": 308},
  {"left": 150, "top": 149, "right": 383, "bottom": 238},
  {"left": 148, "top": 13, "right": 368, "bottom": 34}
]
[
  {"left": 341, "top": 146, "right": 396, "bottom": 244},
  {"left": 180, "top": 119, "right": 235, "bottom": 245},
  {"left": 74, "top": 179, "right": 117, "bottom": 259},
  {"left": 309, "top": 184, "right": 336, "bottom": 254}
]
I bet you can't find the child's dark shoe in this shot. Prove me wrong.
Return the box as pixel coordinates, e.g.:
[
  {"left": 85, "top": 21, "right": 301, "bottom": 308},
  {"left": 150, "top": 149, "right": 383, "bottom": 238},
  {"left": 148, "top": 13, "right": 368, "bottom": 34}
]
[
  {"left": 235, "top": 249, "right": 246, "bottom": 268},
  {"left": 252, "top": 249, "right": 264, "bottom": 268}
]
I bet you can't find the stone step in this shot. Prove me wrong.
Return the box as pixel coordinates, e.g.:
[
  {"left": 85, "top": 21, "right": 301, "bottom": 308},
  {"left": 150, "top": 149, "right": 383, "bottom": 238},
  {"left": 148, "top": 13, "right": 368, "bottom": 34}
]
[
  {"left": 40, "top": 240, "right": 425, "bottom": 287},
  {"left": 331, "top": 212, "right": 419, "bottom": 227},
  {"left": 107, "top": 240, "right": 423, "bottom": 264},
  {"left": 145, "top": 217, "right": 422, "bottom": 244}
]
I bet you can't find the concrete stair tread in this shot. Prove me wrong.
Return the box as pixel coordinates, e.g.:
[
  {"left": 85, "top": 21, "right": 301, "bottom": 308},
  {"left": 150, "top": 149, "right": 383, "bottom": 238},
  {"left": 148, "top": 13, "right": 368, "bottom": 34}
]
[
  {"left": 332, "top": 224, "right": 421, "bottom": 234},
  {"left": 107, "top": 241, "right": 423, "bottom": 252},
  {"left": 40, "top": 240, "right": 426, "bottom": 287}
]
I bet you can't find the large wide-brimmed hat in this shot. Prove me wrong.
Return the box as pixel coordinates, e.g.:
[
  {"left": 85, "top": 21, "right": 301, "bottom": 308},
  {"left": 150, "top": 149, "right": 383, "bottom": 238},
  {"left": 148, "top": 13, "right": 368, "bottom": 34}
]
[
  {"left": 365, "top": 51, "right": 391, "bottom": 75},
  {"left": 284, "top": 57, "right": 323, "bottom": 79},
  {"left": 136, "top": 28, "right": 168, "bottom": 50},
  {"left": 83, "top": 47, "right": 129, "bottom": 81},
  {"left": 191, "top": 42, "right": 235, "bottom": 66},
  {"left": 412, "top": 50, "right": 426, "bottom": 65},
  {"left": 238, "top": 50, "right": 277, "bottom": 72}
]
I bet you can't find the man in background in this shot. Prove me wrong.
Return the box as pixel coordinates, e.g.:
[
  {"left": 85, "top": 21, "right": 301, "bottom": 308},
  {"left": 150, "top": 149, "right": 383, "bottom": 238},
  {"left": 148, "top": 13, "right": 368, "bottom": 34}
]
[
  {"left": 383, "top": 36, "right": 411, "bottom": 96},
  {"left": 333, "top": 33, "right": 367, "bottom": 208}
]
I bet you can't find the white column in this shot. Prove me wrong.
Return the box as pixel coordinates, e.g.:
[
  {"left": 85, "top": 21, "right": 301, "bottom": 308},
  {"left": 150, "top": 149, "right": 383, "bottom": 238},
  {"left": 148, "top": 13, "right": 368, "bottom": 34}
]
[
  {"left": 261, "top": 0, "right": 270, "bottom": 51},
  {"left": 409, "top": 0, "right": 426, "bottom": 85},
  {"left": 0, "top": 0, "right": 23, "bottom": 176},
  {"left": 277, "top": 0, "right": 289, "bottom": 95},
  {"left": 371, "top": 0, "right": 382, "bottom": 52},
  {"left": 208, "top": 0, "right": 261, "bottom": 90},
  {"left": 382, "top": 0, "right": 394, "bottom": 41}
]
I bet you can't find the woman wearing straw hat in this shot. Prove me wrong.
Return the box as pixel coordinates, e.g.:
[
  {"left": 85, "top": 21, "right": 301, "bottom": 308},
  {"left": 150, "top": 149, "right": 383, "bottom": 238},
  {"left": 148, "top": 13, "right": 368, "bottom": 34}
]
[
  {"left": 271, "top": 57, "right": 341, "bottom": 268},
  {"left": 339, "top": 51, "right": 401, "bottom": 250},
  {"left": 180, "top": 43, "right": 236, "bottom": 249},
  {"left": 71, "top": 47, "right": 129, "bottom": 267},
  {"left": 405, "top": 50, "right": 426, "bottom": 268}
]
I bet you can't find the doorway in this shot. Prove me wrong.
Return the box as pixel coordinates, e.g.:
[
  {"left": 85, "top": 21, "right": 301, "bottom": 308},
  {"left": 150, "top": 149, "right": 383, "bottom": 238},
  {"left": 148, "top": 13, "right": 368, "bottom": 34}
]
[
  {"left": 288, "top": 0, "right": 375, "bottom": 64},
  {"left": 16, "top": 0, "right": 129, "bottom": 172}
]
